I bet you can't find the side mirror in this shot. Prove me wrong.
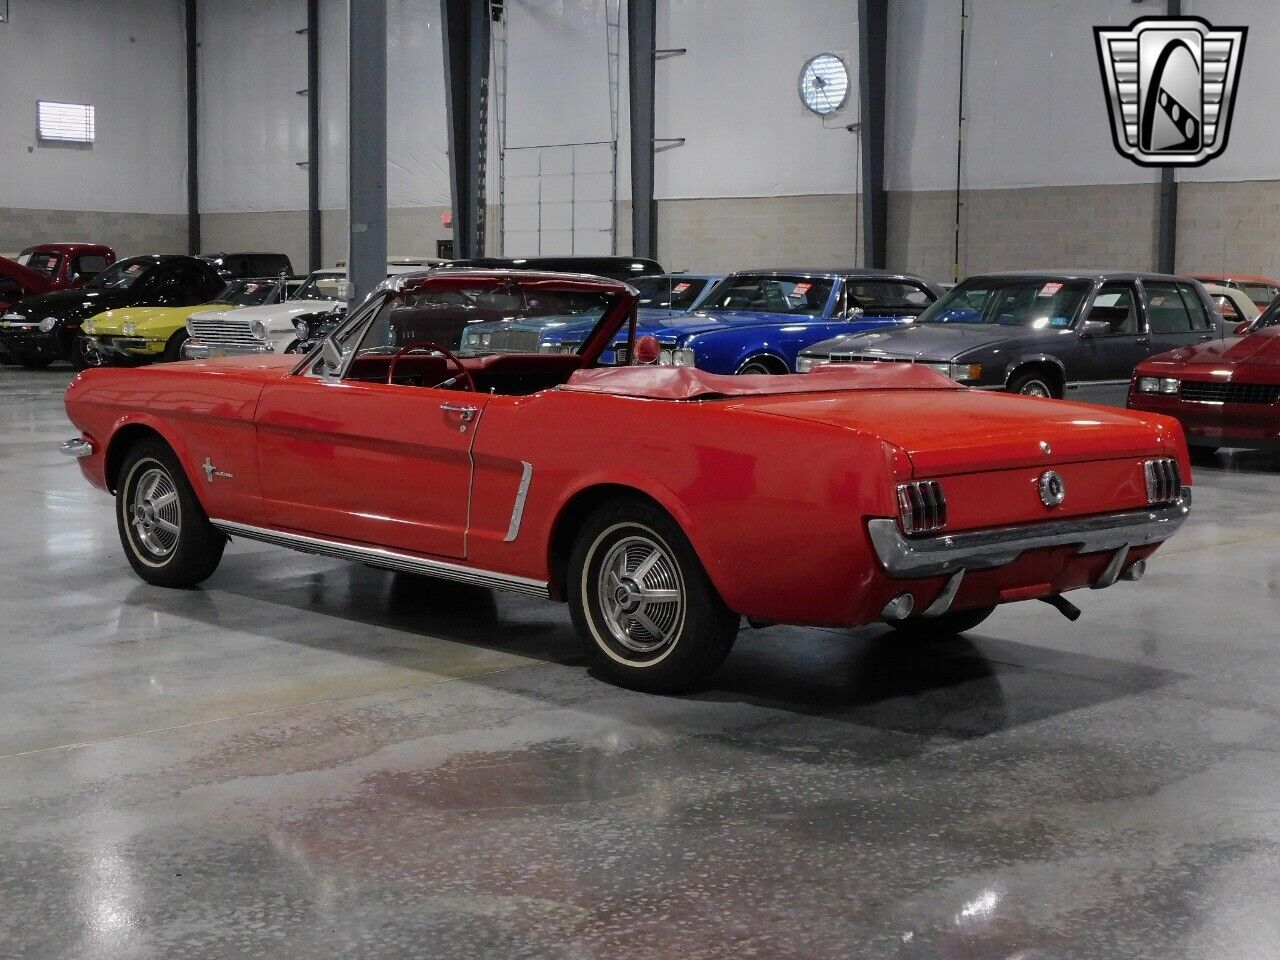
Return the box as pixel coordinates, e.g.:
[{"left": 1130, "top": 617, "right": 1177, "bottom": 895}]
[
  {"left": 633, "top": 334, "right": 661, "bottom": 365},
  {"left": 319, "top": 336, "right": 343, "bottom": 375},
  {"left": 1234, "top": 320, "right": 1251, "bottom": 336},
  {"left": 1080, "top": 319, "right": 1111, "bottom": 337}
]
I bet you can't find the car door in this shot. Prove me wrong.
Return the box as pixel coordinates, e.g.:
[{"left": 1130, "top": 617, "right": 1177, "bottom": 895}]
[
  {"left": 1070, "top": 281, "right": 1152, "bottom": 406},
  {"left": 1142, "top": 279, "right": 1218, "bottom": 356},
  {"left": 254, "top": 291, "right": 487, "bottom": 560}
]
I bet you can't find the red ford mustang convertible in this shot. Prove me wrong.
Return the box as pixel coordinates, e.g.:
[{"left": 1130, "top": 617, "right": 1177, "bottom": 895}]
[{"left": 64, "top": 270, "right": 1193, "bottom": 691}]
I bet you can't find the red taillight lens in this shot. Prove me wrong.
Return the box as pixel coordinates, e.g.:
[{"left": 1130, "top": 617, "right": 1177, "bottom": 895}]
[{"left": 896, "top": 480, "right": 947, "bottom": 535}]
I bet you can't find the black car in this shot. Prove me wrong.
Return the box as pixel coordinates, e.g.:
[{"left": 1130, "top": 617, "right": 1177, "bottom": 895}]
[
  {"left": 444, "top": 255, "right": 663, "bottom": 283},
  {"left": 201, "top": 251, "right": 294, "bottom": 280},
  {"left": 797, "top": 271, "right": 1224, "bottom": 406},
  {"left": 0, "top": 255, "right": 225, "bottom": 369}
]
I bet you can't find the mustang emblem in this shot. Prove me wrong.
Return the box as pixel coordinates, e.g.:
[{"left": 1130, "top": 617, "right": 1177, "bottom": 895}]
[
  {"left": 201, "top": 457, "right": 234, "bottom": 483},
  {"left": 1038, "top": 470, "right": 1067, "bottom": 508}
]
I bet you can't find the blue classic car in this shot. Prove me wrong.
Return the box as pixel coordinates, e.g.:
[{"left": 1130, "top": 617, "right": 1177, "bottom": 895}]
[
  {"left": 458, "top": 273, "right": 723, "bottom": 356},
  {"left": 614, "top": 269, "right": 941, "bottom": 373}
]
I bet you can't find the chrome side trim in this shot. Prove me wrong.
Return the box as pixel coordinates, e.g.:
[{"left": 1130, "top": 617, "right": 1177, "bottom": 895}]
[
  {"left": 503, "top": 461, "right": 534, "bottom": 543},
  {"left": 210, "top": 519, "right": 550, "bottom": 598},
  {"left": 868, "top": 488, "right": 1191, "bottom": 579},
  {"left": 60, "top": 438, "right": 93, "bottom": 459}
]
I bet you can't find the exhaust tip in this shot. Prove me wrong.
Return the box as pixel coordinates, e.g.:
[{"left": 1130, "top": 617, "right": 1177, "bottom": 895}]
[
  {"left": 1120, "top": 559, "right": 1147, "bottom": 582},
  {"left": 881, "top": 593, "right": 915, "bottom": 622}
]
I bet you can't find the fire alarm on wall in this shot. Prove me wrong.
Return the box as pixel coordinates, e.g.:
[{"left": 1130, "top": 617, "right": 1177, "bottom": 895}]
[{"left": 441, "top": 212, "right": 453, "bottom": 226}]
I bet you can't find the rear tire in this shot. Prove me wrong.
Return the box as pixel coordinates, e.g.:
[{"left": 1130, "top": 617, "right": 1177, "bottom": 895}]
[
  {"left": 1008, "top": 370, "right": 1058, "bottom": 398},
  {"left": 568, "top": 499, "right": 739, "bottom": 693},
  {"left": 163, "top": 329, "right": 190, "bottom": 362},
  {"left": 889, "top": 605, "right": 996, "bottom": 637},
  {"left": 116, "top": 439, "right": 225, "bottom": 588}
]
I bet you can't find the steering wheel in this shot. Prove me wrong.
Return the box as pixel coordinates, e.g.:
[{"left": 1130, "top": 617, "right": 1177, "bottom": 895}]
[{"left": 385, "top": 339, "right": 476, "bottom": 391}]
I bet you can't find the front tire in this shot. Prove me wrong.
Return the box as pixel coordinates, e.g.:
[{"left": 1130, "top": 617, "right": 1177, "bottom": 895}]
[
  {"left": 889, "top": 605, "right": 996, "bottom": 637},
  {"left": 568, "top": 500, "right": 739, "bottom": 693},
  {"left": 69, "top": 333, "right": 104, "bottom": 370},
  {"left": 1008, "top": 370, "right": 1058, "bottom": 398},
  {"left": 116, "top": 439, "right": 225, "bottom": 588},
  {"left": 163, "top": 329, "right": 190, "bottom": 362}
]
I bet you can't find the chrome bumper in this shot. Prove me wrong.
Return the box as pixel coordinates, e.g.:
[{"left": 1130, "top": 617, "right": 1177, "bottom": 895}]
[
  {"left": 869, "top": 488, "right": 1191, "bottom": 579},
  {"left": 89, "top": 336, "right": 152, "bottom": 357},
  {"left": 60, "top": 437, "right": 94, "bottom": 459},
  {"left": 183, "top": 340, "right": 276, "bottom": 360}
]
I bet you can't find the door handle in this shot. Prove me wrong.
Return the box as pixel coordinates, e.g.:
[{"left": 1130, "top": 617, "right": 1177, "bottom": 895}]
[
  {"left": 440, "top": 403, "right": 479, "bottom": 422},
  {"left": 1197, "top": 334, "right": 1215, "bottom": 342}
]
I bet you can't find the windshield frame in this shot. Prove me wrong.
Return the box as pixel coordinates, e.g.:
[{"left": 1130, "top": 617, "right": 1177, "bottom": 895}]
[
  {"left": 912, "top": 276, "right": 1093, "bottom": 330},
  {"left": 698, "top": 272, "right": 837, "bottom": 317},
  {"left": 84, "top": 257, "right": 158, "bottom": 291}
]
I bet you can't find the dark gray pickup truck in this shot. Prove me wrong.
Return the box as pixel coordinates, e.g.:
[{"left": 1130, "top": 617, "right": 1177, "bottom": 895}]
[{"left": 796, "top": 270, "right": 1224, "bottom": 406}]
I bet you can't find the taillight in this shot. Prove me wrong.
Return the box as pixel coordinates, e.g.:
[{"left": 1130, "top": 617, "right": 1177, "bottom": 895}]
[
  {"left": 896, "top": 480, "right": 947, "bottom": 535},
  {"left": 1143, "top": 458, "right": 1181, "bottom": 505}
]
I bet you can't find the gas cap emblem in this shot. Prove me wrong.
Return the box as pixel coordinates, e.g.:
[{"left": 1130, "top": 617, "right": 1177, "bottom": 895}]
[
  {"left": 1040, "top": 440, "right": 1053, "bottom": 455},
  {"left": 1038, "top": 470, "right": 1067, "bottom": 508}
]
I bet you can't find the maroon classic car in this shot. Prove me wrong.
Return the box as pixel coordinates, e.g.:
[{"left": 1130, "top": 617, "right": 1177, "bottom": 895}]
[
  {"left": 1129, "top": 321, "right": 1280, "bottom": 454},
  {"left": 15, "top": 242, "right": 116, "bottom": 290}
]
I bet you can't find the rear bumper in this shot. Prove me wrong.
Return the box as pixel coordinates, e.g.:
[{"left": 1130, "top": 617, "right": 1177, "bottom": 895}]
[{"left": 868, "top": 488, "right": 1191, "bottom": 579}]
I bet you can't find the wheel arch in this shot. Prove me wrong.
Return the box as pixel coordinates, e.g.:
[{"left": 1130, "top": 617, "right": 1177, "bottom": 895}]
[
  {"left": 545, "top": 480, "right": 704, "bottom": 602},
  {"left": 103, "top": 417, "right": 196, "bottom": 493},
  {"left": 1005, "top": 355, "right": 1066, "bottom": 396},
  {"left": 734, "top": 350, "right": 790, "bottom": 375}
]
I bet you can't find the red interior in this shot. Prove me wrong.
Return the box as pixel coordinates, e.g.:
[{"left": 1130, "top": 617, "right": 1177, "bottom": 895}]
[{"left": 347, "top": 351, "right": 586, "bottom": 395}]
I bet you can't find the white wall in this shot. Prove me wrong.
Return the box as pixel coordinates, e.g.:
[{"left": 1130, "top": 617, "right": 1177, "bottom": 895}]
[{"left": 0, "top": 0, "right": 188, "bottom": 213}]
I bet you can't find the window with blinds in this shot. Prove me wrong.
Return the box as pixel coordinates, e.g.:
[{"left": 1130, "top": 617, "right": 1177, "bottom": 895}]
[{"left": 37, "top": 101, "right": 95, "bottom": 144}]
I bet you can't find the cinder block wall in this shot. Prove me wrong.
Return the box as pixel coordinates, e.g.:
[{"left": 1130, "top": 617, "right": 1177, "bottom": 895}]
[
  {"left": 0, "top": 208, "right": 188, "bottom": 259},
  {"left": 1177, "top": 181, "right": 1280, "bottom": 279}
]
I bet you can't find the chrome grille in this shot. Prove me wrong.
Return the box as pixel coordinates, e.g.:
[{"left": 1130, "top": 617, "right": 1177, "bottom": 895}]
[
  {"left": 896, "top": 480, "right": 948, "bottom": 535},
  {"left": 826, "top": 353, "right": 913, "bottom": 365},
  {"left": 484, "top": 328, "right": 542, "bottom": 353},
  {"left": 1180, "top": 380, "right": 1280, "bottom": 404},
  {"left": 187, "top": 317, "right": 262, "bottom": 349},
  {"left": 1143, "top": 458, "right": 1181, "bottom": 505}
]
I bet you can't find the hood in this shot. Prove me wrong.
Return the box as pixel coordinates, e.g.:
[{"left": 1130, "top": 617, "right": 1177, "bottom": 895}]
[
  {"left": 91, "top": 303, "right": 214, "bottom": 334},
  {"left": 805, "top": 322, "right": 1035, "bottom": 361},
  {"left": 735, "top": 388, "right": 1175, "bottom": 476},
  {"left": 1145, "top": 328, "right": 1280, "bottom": 370},
  {"left": 1, "top": 287, "right": 135, "bottom": 324},
  {"left": 0, "top": 256, "right": 54, "bottom": 296},
  {"left": 201, "top": 299, "right": 342, "bottom": 330}
]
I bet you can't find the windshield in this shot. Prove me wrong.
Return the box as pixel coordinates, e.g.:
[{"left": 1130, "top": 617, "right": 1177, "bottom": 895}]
[
  {"left": 633, "top": 276, "right": 712, "bottom": 312},
  {"left": 914, "top": 278, "right": 1091, "bottom": 328},
  {"left": 700, "top": 274, "right": 834, "bottom": 315},
  {"left": 217, "top": 278, "right": 285, "bottom": 307},
  {"left": 295, "top": 272, "right": 347, "bottom": 301},
  {"left": 18, "top": 251, "right": 61, "bottom": 279},
  {"left": 86, "top": 259, "right": 153, "bottom": 291},
  {"left": 1238, "top": 283, "right": 1276, "bottom": 306}
]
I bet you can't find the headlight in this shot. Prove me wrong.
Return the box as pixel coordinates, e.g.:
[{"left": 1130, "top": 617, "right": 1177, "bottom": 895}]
[
  {"left": 480, "top": 333, "right": 492, "bottom": 347},
  {"left": 121, "top": 321, "right": 136, "bottom": 336},
  {"left": 294, "top": 319, "right": 311, "bottom": 339},
  {"left": 250, "top": 319, "right": 268, "bottom": 341},
  {"left": 671, "top": 348, "right": 696, "bottom": 367},
  {"left": 82, "top": 319, "right": 95, "bottom": 334},
  {"left": 186, "top": 320, "right": 196, "bottom": 336},
  {"left": 922, "top": 361, "right": 951, "bottom": 378},
  {"left": 950, "top": 362, "right": 983, "bottom": 383},
  {"left": 39, "top": 317, "right": 58, "bottom": 333},
  {"left": 659, "top": 349, "right": 673, "bottom": 365},
  {"left": 796, "top": 355, "right": 823, "bottom": 373},
  {"left": 1137, "top": 376, "right": 1179, "bottom": 394}
]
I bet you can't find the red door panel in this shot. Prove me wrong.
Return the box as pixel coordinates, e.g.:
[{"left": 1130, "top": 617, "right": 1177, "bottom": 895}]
[{"left": 254, "top": 376, "right": 486, "bottom": 559}]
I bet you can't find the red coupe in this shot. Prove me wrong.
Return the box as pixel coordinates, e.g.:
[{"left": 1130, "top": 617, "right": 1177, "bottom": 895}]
[
  {"left": 63, "top": 270, "right": 1192, "bottom": 692},
  {"left": 1129, "top": 323, "right": 1280, "bottom": 455}
]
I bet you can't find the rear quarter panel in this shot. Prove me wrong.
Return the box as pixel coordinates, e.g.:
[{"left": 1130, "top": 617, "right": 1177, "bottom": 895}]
[{"left": 467, "top": 390, "right": 903, "bottom": 626}]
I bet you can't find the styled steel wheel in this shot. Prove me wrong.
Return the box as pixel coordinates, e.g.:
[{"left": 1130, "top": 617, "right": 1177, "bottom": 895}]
[
  {"left": 594, "top": 532, "right": 686, "bottom": 660},
  {"left": 116, "top": 439, "right": 225, "bottom": 588},
  {"left": 71, "top": 334, "right": 104, "bottom": 370},
  {"left": 569, "top": 500, "right": 739, "bottom": 692}
]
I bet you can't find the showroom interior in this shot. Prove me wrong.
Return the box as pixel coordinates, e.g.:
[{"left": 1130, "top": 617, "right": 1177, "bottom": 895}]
[{"left": 3, "top": 0, "right": 1280, "bottom": 957}]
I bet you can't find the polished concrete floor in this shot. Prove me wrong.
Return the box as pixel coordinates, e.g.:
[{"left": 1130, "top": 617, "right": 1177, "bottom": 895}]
[{"left": 3, "top": 365, "right": 1280, "bottom": 959}]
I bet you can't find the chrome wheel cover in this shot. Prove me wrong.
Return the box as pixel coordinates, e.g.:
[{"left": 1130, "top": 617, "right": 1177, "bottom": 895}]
[
  {"left": 77, "top": 336, "right": 105, "bottom": 368},
  {"left": 128, "top": 466, "right": 181, "bottom": 559},
  {"left": 595, "top": 533, "right": 685, "bottom": 657},
  {"left": 1019, "top": 379, "right": 1051, "bottom": 398}
]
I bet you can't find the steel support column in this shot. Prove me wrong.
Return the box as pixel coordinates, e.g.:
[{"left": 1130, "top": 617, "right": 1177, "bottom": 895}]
[
  {"left": 627, "top": 0, "right": 657, "bottom": 260},
  {"left": 306, "top": 0, "right": 321, "bottom": 271},
  {"left": 186, "top": 0, "right": 200, "bottom": 255},
  {"left": 858, "top": 0, "right": 888, "bottom": 269},
  {"left": 1157, "top": 0, "right": 1181, "bottom": 273},
  {"left": 441, "top": 0, "right": 491, "bottom": 259},
  {"left": 347, "top": 0, "right": 387, "bottom": 306}
]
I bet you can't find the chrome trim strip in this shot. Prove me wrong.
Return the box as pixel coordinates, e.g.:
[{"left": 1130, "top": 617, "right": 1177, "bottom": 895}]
[
  {"left": 210, "top": 519, "right": 550, "bottom": 598},
  {"left": 60, "top": 438, "right": 93, "bottom": 459},
  {"left": 503, "top": 461, "right": 534, "bottom": 543},
  {"left": 868, "top": 487, "right": 1190, "bottom": 579},
  {"left": 922, "top": 569, "right": 965, "bottom": 616}
]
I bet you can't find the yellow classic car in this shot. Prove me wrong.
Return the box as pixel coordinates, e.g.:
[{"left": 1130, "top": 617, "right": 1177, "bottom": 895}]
[{"left": 84, "top": 276, "right": 296, "bottom": 364}]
